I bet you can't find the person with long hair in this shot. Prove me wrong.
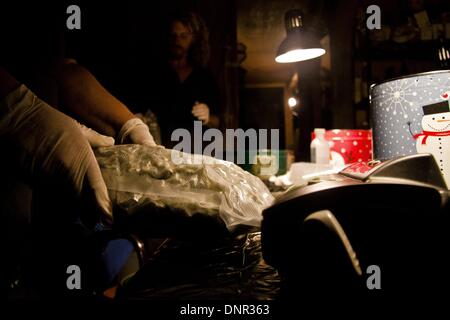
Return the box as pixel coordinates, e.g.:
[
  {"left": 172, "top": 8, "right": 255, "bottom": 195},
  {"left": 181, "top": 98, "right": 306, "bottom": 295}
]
[{"left": 149, "top": 11, "right": 221, "bottom": 148}]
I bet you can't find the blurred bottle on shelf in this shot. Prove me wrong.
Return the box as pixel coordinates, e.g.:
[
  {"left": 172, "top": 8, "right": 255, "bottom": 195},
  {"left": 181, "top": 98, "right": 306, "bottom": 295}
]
[{"left": 437, "top": 37, "right": 450, "bottom": 68}]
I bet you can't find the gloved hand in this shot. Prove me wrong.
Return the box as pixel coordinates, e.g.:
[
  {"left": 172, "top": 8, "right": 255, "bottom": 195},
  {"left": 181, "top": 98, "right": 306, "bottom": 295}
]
[
  {"left": 191, "top": 101, "right": 210, "bottom": 125},
  {"left": 117, "top": 117, "right": 157, "bottom": 146},
  {"left": 0, "top": 85, "right": 112, "bottom": 223},
  {"left": 78, "top": 123, "right": 115, "bottom": 148}
]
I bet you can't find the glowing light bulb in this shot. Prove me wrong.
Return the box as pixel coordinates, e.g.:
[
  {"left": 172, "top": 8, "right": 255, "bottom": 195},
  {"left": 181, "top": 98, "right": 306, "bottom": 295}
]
[{"left": 288, "top": 97, "right": 298, "bottom": 107}]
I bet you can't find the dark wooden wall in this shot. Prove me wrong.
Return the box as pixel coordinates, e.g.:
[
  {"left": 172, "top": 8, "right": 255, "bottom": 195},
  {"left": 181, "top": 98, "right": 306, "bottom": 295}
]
[{"left": 326, "top": 0, "right": 358, "bottom": 130}]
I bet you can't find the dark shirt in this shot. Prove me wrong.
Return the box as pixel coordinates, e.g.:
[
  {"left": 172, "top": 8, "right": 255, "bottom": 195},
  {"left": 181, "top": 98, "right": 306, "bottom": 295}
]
[{"left": 149, "top": 64, "right": 221, "bottom": 148}]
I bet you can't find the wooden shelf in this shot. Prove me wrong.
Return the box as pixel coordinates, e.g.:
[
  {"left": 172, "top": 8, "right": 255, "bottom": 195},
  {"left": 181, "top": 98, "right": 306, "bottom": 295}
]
[{"left": 358, "top": 40, "right": 439, "bottom": 61}]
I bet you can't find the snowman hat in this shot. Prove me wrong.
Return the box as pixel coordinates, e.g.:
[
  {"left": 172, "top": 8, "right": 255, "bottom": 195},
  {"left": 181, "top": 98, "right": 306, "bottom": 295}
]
[{"left": 422, "top": 101, "right": 450, "bottom": 115}]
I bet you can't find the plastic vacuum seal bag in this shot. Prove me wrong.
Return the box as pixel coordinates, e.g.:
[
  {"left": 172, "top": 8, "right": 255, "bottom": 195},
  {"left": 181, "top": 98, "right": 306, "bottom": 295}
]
[{"left": 95, "top": 145, "right": 274, "bottom": 231}]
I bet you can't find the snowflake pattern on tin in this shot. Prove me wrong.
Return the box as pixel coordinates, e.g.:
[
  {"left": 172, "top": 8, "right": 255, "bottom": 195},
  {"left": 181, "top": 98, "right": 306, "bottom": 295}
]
[{"left": 370, "top": 72, "right": 450, "bottom": 160}]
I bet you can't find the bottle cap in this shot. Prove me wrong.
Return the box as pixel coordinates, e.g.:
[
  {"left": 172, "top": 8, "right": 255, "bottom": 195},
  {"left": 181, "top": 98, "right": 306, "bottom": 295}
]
[{"left": 314, "top": 128, "right": 326, "bottom": 134}]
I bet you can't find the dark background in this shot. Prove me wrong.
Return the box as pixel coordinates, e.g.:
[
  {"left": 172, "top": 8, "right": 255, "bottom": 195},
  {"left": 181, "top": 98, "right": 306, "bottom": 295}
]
[
  {"left": 1, "top": 0, "right": 449, "bottom": 160},
  {"left": 0, "top": 0, "right": 238, "bottom": 126}
]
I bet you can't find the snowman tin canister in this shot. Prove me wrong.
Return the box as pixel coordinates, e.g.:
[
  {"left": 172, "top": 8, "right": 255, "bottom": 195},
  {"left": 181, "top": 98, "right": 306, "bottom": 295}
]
[{"left": 370, "top": 70, "right": 450, "bottom": 188}]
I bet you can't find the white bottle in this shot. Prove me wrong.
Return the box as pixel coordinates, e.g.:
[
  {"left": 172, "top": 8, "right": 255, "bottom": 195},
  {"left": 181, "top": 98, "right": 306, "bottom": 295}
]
[{"left": 310, "top": 128, "right": 330, "bottom": 164}]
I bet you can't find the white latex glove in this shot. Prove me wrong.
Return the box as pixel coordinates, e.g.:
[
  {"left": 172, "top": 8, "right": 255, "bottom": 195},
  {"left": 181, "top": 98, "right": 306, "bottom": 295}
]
[
  {"left": 117, "top": 117, "right": 156, "bottom": 146},
  {"left": 0, "top": 85, "right": 112, "bottom": 222},
  {"left": 191, "top": 101, "right": 210, "bottom": 125},
  {"left": 78, "top": 123, "right": 115, "bottom": 148}
]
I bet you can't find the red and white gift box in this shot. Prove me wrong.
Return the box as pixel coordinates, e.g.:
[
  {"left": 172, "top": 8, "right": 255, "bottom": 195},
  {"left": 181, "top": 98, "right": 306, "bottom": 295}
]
[{"left": 312, "top": 129, "right": 373, "bottom": 165}]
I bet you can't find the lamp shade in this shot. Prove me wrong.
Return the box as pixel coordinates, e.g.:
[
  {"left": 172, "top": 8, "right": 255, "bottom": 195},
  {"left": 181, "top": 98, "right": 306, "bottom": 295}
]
[{"left": 275, "top": 10, "right": 325, "bottom": 63}]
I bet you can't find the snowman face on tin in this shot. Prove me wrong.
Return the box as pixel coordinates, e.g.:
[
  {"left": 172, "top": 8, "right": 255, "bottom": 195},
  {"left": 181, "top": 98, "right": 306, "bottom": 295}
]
[{"left": 422, "top": 112, "right": 450, "bottom": 132}]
